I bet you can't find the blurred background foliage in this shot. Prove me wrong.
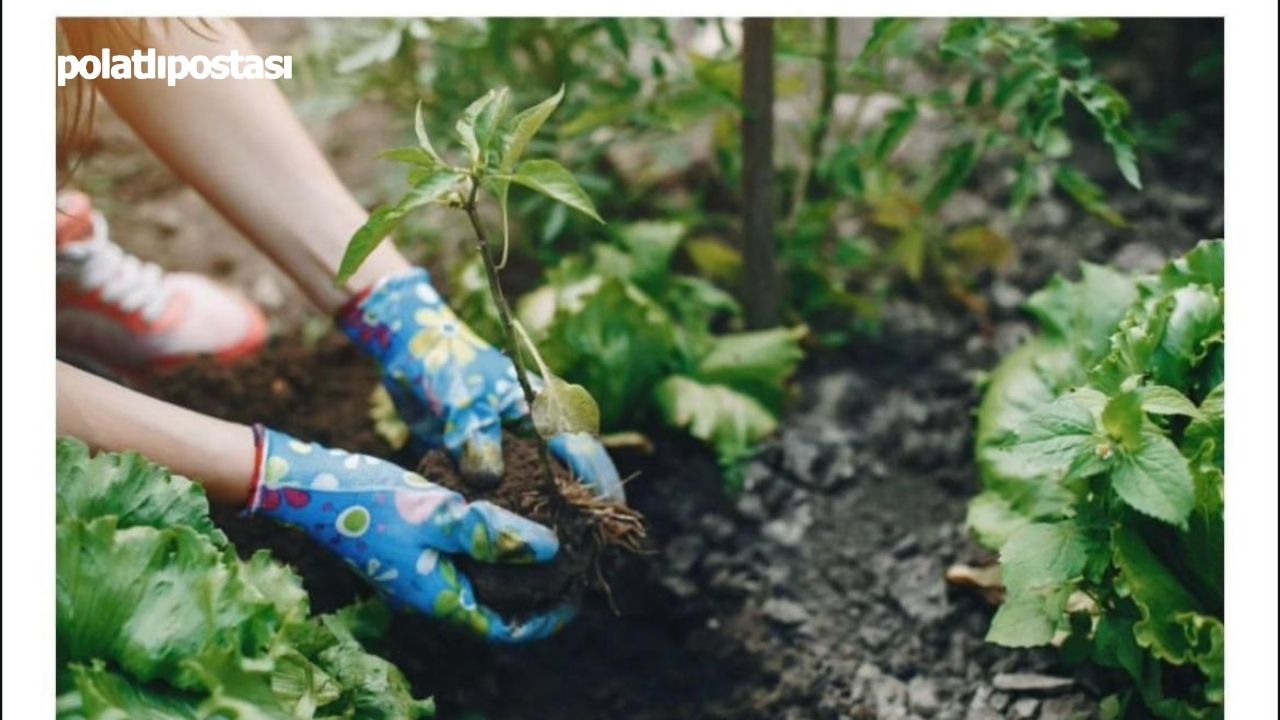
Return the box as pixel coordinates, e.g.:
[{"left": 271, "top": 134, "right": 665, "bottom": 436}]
[{"left": 284, "top": 17, "right": 1221, "bottom": 480}]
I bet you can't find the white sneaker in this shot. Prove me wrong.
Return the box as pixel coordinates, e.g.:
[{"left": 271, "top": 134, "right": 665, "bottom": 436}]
[{"left": 56, "top": 191, "right": 268, "bottom": 377}]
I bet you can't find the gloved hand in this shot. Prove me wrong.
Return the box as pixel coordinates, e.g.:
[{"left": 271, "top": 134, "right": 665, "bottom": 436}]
[
  {"left": 338, "top": 268, "right": 624, "bottom": 501},
  {"left": 247, "top": 425, "right": 575, "bottom": 643}
]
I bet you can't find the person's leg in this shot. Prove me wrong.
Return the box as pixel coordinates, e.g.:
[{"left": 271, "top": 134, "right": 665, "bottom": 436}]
[
  {"left": 56, "top": 190, "right": 268, "bottom": 377},
  {"left": 61, "top": 18, "right": 411, "bottom": 314}
]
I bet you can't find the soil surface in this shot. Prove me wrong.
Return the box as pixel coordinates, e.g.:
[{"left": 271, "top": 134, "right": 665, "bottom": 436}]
[{"left": 89, "top": 19, "right": 1223, "bottom": 720}]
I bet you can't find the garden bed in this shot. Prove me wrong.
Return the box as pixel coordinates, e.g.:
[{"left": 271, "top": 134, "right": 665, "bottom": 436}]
[{"left": 138, "top": 132, "right": 1218, "bottom": 718}]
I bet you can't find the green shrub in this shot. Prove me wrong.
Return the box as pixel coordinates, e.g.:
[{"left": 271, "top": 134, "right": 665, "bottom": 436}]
[{"left": 969, "top": 240, "right": 1224, "bottom": 719}]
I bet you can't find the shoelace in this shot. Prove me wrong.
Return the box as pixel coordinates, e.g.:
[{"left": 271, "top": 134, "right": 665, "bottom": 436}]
[{"left": 56, "top": 211, "right": 172, "bottom": 323}]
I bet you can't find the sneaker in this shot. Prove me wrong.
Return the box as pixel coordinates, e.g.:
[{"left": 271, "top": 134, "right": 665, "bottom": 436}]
[{"left": 56, "top": 191, "right": 268, "bottom": 377}]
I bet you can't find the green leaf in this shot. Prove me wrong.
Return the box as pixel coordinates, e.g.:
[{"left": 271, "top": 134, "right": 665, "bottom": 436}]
[
  {"left": 336, "top": 168, "right": 463, "bottom": 285},
  {"left": 615, "top": 220, "right": 685, "bottom": 285},
  {"left": 966, "top": 490, "right": 1031, "bottom": 550},
  {"left": 924, "top": 140, "right": 981, "bottom": 211},
  {"left": 655, "top": 375, "right": 779, "bottom": 476},
  {"left": 1138, "top": 385, "right": 1204, "bottom": 421},
  {"left": 512, "top": 317, "right": 602, "bottom": 438},
  {"left": 378, "top": 147, "right": 440, "bottom": 168},
  {"left": 693, "top": 326, "right": 806, "bottom": 413},
  {"left": 1183, "top": 383, "right": 1223, "bottom": 467},
  {"left": 1054, "top": 166, "right": 1126, "bottom": 226},
  {"left": 986, "top": 397, "right": 1105, "bottom": 482},
  {"left": 975, "top": 339, "right": 1080, "bottom": 449},
  {"left": 859, "top": 18, "right": 914, "bottom": 60},
  {"left": 1024, "top": 261, "right": 1138, "bottom": 361},
  {"left": 456, "top": 88, "right": 509, "bottom": 167},
  {"left": 1185, "top": 614, "right": 1224, "bottom": 704},
  {"left": 531, "top": 375, "right": 601, "bottom": 437},
  {"left": 1102, "top": 391, "right": 1144, "bottom": 451},
  {"left": 1112, "top": 527, "right": 1203, "bottom": 664},
  {"left": 413, "top": 101, "right": 444, "bottom": 166},
  {"left": 500, "top": 85, "right": 565, "bottom": 174},
  {"left": 986, "top": 588, "right": 1069, "bottom": 647},
  {"left": 874, "top": 101, "right": 918, "bottom": 162},
  {"left": 538, "top": 278, "right": 676, "bottom": 429},
  {"left": 312, "top": 637, "right": 434, "bottom": 719},
  {"left": 511, "top": 159, "right": 604, "bottom": 223},
  {"left": 1111, "top": 430, "right": 1195, "bottom": 527},
  {"left": 1160, "top": 239, "right": 1224, "bottom": 292},
  {"left": 57, "top": 517, "right": 279, "bottom": 690},
  {"left": 66, "top": 661, "right": 205, "bottom": 719},
  {"left": 685, "top": 238, "right": 744, "bottom": 284},
  {"left": 999, "top": 522, "right": 1092, "bottom": 595},
  {"left": 56, "top": 437, "right": 226, "bottom": 546}
]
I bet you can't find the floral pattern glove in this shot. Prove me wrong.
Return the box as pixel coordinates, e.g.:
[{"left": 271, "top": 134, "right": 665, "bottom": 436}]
[
  {"left": 338, "top": 268, "right": 624, "bottom": 502},
  {"left": 247, "top": 425, "right": 576, "bottom": 643}
]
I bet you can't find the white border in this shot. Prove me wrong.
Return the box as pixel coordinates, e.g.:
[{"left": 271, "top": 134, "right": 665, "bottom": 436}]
[{"left": 5, "top": 3, "right": 1276, "bottom": 718}]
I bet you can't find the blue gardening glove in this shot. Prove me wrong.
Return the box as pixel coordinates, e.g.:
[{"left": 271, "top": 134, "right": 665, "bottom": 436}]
[
  {"left": 337, "top": 268, "right": 624, "bottom": 502},
  {"left": 247, "top": 425, "right": 575, "bottom": 643}
]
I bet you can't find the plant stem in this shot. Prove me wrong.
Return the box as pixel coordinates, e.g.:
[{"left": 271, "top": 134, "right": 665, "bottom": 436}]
[
  {"left": 786, "top": 18, "right": 840, "bottom": 232},
  {"left": 462, "top": 178, "right": 559, "bottom": 494}
]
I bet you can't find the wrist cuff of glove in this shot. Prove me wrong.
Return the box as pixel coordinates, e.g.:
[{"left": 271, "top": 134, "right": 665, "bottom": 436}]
[
  {"left": 336, "top": 267, "right": 436, "bottom": 358},
  {"left": 244, "top": 423, "right": 270, "bottom": 516}
]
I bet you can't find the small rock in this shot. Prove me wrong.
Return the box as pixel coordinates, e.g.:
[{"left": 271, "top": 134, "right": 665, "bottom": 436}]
[
  {"left": 890, "top": 556, "right": 949, "bottom": 623},
  {"left": 659, "top": 574, "right": 699, "bottom": 599},
  {"left": 699, "top": 514, "right": 737, "bottom": 542},
  {"left": 1111, "top": 242, "right": 1166, "bottom": 273},
  {"left": 781, "top": 429, "right": 825, "bottom": 479},
  {"left": 1011, "top": 697, "right": 1040, "bottom": 719},
  {"left": 1038, "top": 693, "right": 1096, "bottom": 720},
  {"left": 762, "top": 598, "right": 811, "bottom": 626},
  {"left": 873, "top": 674, "right": 910, "bottom": 720},
  {"left": 989, "top": 692, "right": 1010, "bottom": 712},
  {"left": 992, "top": 673, "right": 1075, "bottom": 695},
  {"left": 892, "top": 534, "right": 921, "bottom": 558},
  {"left": 735, "top": 493, "right": 768, "bottom": 522},
  {"left": 762, "top": 504, "right": 814, "bottom": 547},
  {"left": 859, "top": 624, "right": 894, "bottom": 650},
  {"left": 965, "top": 686, "right": 1002, "bottom": 720},
  {"left": 665, "top": 534, "right": 702, "bottom": 574},
  {"left": 907, "top": 676, "right": 942, "bottom": 717},
  {"left": 990, "top": 279, "right": 1026, "bottom": 311}
]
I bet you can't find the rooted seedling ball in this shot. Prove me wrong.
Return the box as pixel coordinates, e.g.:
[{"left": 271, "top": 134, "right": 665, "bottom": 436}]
[{"left": 421, "top": 434, "right": 644, "bottom": 616}]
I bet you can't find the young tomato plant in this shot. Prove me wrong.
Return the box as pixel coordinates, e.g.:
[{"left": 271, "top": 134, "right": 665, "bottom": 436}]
[
  {"left": 970, "top": 240, "right": 1224, "bottom": 719},
  {"left": 337, "top": 86, "right": 605, "bottom": 493}
]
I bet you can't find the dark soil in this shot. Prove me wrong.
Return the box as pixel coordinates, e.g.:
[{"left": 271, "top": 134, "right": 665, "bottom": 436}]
[{"left": 421, "top": 435, "right": 601, "bottom": 615}]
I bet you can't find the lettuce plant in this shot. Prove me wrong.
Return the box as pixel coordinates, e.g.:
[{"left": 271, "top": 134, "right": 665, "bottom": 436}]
[
  {"left": 451, "top": 219, "right": 806, "bottom": 489},
  {"left": 55, "top": 438, "right": 433, "bottom": 720},
  {"left": 969, "top": 240, "right": 1224, "bottom": 719}
]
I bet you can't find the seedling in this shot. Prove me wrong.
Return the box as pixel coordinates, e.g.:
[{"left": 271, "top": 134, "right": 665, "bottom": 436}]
[{"left": 338, "top": 88, "right": 645, "bottom": 609}]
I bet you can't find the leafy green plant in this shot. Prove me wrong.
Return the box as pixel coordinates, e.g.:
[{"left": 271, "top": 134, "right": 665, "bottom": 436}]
[
  {"left": 341, "top": 86, "right": 805, "bottom": 489},
  {"left": 778, "top": 18, "right": 1143, "bottom": 341},
  {"left": 968, "top": 240, "right": 1224, "bottom": 719},
  {"left": 55, "top": 437, "right": 433, "bottom": 720},
  {"left": 452, "top": 219, "right": 806, "bottom": 488},
  {"left": 301, "top": 18, "right": 739, "bottom": 259},
  {"left": 338, "top": 85, "right": 613, "bottom": 494}
]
